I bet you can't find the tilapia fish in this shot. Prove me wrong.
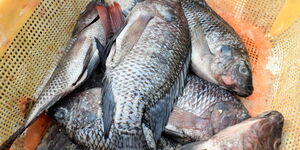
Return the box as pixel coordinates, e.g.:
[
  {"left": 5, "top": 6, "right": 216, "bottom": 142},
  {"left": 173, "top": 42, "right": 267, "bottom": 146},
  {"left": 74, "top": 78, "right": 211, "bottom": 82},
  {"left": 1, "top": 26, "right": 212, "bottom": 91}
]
[
  {"left": 0, "top": 2, "right": 106, "bottom": 149},
  {"left": 164, "top": 74, "right": 249, "bottom": 144},
  {"left": 36, "top": 124, "right": 84, "bottom": 150},
  {"left": 48, "top": 87, "right": 176, "bottom": 150},
  {"left": 49, "top": 87, "right": 107, "bottom": 149},
  {"left": 102, "top": 0, "right": 190, "bottom": 149},
  {"left": 182, "top": 0, "right": 253, "bottom": 97},
  {"left": 179, "top": 111, "right": 284, "bottom": 150}
]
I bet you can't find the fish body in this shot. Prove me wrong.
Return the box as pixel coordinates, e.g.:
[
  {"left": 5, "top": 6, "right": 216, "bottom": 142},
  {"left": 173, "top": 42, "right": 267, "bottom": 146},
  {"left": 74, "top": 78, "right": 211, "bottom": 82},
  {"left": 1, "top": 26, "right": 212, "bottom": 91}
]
[
  {"left": 182, "top": 0, "right": 253, "bottom": 96},
  {"left": 104, "top": 0, "right": 144, "bottom": 16},
  {"left": 0, "top": 2, "right": 106, "bottom": 149},
  {"left": 36, "top": 124, "right": 85, "bottom": 150},
  {"left": 49, "top": 88, "right": 108, "bottom": 149},
  {"left": 165, "top": 74, "right": 249, "bottom": 144},
  {"left": 179, "top": 111, "right": 284, "bottom": 150},
  {"left": 102, "top": 0, "right": 190, "bottom": 149}
]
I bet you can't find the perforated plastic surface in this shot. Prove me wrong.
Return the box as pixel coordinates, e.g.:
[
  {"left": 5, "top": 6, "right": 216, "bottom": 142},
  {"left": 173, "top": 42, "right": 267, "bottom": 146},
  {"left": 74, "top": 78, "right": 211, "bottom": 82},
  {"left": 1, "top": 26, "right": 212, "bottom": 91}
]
[
  {"left": 0, "top": 0, "right": 90, "bottom": 148},
  {"left": 0, "top": 0, "right": 299, "bottom": 149}
]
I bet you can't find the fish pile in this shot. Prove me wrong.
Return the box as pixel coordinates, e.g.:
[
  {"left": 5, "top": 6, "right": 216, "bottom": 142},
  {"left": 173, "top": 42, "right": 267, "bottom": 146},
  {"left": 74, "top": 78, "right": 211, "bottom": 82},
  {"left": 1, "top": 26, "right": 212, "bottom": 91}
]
[{"left": 0, "top": 0, "right": 284, "bottom": 150}]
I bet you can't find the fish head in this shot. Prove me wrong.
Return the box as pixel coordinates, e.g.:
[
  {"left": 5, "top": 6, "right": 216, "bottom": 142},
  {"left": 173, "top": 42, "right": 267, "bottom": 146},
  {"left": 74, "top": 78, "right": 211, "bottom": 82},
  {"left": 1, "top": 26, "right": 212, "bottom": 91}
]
[
  {"left": 243, "top": 111, "right": 284, "bottom": 150},
  {"left": 49, "top": 88, "right": 102, "bottom": 126},
  {"left": 210, "top": 101, "right": 250, "bottom": 133},
  {"left": 209, "top": 43, "right": 253, "bottom": 97}
]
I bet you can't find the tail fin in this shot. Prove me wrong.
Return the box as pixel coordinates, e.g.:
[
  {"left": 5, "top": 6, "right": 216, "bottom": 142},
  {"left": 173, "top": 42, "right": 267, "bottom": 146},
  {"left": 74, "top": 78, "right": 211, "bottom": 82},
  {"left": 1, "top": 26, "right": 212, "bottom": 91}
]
[
  {"left": 95, "top": 2, "right": 125, "bottom": 40},
  {"left": 0, "top": 124, "right": 31, "bottom": 150}
]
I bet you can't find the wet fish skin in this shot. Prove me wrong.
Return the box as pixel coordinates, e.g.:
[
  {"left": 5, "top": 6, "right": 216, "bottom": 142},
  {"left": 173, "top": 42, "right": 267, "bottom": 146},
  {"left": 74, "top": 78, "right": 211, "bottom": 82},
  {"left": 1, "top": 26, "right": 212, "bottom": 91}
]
[
  {"left": 164, "top": 74, "right": 250, "bottom": 144},
  {"left": 49, "top": 88, "right": 109, "bottom": 150},
  {"left": 104, "top": 0, "right": 144, "bottom": 16},
  {"left": 102, "top": 0, "right": 191, "bottom": 149},
  {"left": 0, "top": 3, "right": 106, "bottom": 148},
  {"left": 179, "top": 111, "right": 284, "bottom": 150},
  {"left": 36, "top": 124, "right": 86, "bottom": 150},
  {"left": 157, "top": 136, "right": 182, "bottom": 150},
  {"left": 72, "top": 0, "right": 99, "bottom": 36},
  {"left": 182, "top": 0, "right": 253, "bottom": 97}
]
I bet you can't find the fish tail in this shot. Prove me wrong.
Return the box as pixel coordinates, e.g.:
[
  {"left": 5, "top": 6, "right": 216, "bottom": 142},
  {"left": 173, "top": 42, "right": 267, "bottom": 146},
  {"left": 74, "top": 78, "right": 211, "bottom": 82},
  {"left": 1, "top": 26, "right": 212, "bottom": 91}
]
[
  {"left": 95, "top": 1, "right": 125, "bottom": 40},
  {"left": 0, "top": 125, "right": 28, "bottom": 150}
]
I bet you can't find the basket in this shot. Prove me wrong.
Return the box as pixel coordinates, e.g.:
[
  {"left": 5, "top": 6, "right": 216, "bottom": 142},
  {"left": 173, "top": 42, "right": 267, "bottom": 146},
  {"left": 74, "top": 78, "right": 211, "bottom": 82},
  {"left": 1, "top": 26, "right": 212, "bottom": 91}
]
[{"left": 0, "top": 0, "right": 299, "bottom": 149}]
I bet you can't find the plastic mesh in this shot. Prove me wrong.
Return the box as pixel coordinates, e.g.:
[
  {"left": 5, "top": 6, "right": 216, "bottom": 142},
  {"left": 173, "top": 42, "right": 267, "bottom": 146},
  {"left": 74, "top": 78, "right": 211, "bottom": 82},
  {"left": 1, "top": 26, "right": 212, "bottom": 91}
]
[
  {"left": 0, "top": 0, "right": 90, "bottom": 148},
  {"left": 0, "top": 0, "right": 299, "bottom": 149}
]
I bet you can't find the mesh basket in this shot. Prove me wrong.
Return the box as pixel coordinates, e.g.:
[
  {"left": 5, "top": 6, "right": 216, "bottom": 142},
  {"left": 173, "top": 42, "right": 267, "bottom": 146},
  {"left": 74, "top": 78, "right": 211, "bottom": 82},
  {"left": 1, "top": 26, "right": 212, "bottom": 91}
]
[{"left": 0, "top": 0, "right": 299, "bottom": 149}]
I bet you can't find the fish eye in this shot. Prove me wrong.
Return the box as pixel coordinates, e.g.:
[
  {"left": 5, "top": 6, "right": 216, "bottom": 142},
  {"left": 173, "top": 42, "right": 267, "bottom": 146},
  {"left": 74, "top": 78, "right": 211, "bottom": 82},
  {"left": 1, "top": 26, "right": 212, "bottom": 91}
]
[
  {"left": 55, "top": 108, "right": 67, "bottom": 121},
  {"left": 239, "top": 65, "right": 248, "bottom": 75},
  {"left": 220, "top": 45, "right": 232, "bottom": 55}
]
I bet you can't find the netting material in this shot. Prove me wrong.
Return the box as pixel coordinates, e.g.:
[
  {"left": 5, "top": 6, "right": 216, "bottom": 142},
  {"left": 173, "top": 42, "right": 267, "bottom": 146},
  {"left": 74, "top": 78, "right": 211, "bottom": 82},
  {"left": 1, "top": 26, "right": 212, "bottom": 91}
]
[
  {"left": 0, "top": 0, "right": 90, "bottom": 148},
  {"left": 0, "top": 0, "right": 299, "bottom": 149}
]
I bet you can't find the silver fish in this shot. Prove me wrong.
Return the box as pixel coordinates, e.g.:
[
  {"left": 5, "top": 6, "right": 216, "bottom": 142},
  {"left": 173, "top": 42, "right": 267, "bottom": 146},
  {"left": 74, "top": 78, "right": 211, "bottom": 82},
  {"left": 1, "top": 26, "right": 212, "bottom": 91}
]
[
  {"left": 178, "top": 111, "right": 284, "bottom": 150},
  {"left": 102, "top": 0, "right": 190, "bottom": 149},
  {"left": 104, "top": 0, "right": 144, "bottom": 16},
  {"left": 182, "top": 0, "right": 253, "bottom": 97},
  {"left": 36, "top": 124, "right": 85, "bottom": 150},
  {"left": 49, "top": 87, "right": 108, "bottom": 149},
  {"left": 0, "top": 2, "right": 106, "bottom": 148},
  {"left": 164, "top": 74, "right": 249, "bottom": 144},
  {"left": 48, "top": 87, "right": 176, "bottom": 150}
]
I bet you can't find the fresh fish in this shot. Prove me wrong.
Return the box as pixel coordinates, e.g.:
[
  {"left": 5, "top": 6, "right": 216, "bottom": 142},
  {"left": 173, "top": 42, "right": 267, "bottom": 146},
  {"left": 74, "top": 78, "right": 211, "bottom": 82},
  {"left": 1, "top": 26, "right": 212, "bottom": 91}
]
[
  {"left": 182, "top": 0, "right": 253, "bottom": 97},
  {"left": 0, "top": 2, "right": 107, "bottom": 149},
  {"left": 179, "top": 111, "right": 284, "bottom": 150},
  {"left": 36, "top": 124, "right": 85, "bottom": 150},
  {"left": 102, "top": 0, "right": 190, "bottom": 148},
  {"left": 49, "top": 87, "right": 108, "bottom": 149},
  {"left": 104, "top": 0, "right": 144, "bottom": 16},
  {"left": 157, "top": 136, "right": 182, "bottom": 150},
  {"left": 48, "top": 86, "right": 176, "bottom": 150},
  {"left": 164, "top": 74, "right": 250, "bottom": 144}
]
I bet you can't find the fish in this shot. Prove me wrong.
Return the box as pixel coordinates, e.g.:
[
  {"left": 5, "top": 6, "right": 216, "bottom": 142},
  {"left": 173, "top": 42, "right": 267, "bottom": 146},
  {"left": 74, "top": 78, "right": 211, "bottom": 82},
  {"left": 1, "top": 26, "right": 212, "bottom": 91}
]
[
  {"left": 181, "top": 0, "right": 253, "bottom": 97},
  {"left": 101, "top": 0, "right": 191, "bottom": 148},
  {"left": 178, "top": 110, "right": 284, "bottom": 150},
  {"left": 0, "top": 2, "right": 108, "bottom": 149},
  {"left": 104, "top": 0, "right": 144, "bottom": 16},
  {"left": 36, "top": 124, "right": 85, "bottom": 150},
  {"left": 48, "top": 87, "right": 177, "bottom": 150},
  {"left": 49, "top": 87, "right": 108, "bottom": 149},
  {"left": 164, "top": 74, "right": 250, "bottom": 144},
  {"left": 157, "top": 136, "right": 182, "bottom": 150}
]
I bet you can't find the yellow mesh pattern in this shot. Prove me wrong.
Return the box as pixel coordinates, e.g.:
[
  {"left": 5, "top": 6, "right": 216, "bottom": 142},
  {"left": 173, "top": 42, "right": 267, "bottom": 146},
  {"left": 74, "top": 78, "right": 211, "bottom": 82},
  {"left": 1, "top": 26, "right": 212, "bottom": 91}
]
[
  {"left": 0, "top": 0, "right": 299, "bottom": 149},
  {"left": 0, "top": 0, "right": 90, "bottom": 148}
]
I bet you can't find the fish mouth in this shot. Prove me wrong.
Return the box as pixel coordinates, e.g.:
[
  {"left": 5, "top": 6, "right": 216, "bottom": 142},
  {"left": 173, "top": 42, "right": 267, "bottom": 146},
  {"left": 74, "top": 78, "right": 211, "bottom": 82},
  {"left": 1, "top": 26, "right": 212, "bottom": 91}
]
[
  {"left": 217, "top": 61, "right": 253, "bottom": 97},
  {"left": 219, "top": 74, "right": 253, "bottom": 97}
]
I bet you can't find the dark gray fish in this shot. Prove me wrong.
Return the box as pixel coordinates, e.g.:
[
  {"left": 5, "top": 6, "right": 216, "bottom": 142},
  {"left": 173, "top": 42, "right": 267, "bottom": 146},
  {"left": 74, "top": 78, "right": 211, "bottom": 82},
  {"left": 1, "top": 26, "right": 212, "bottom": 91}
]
[
  {"left": 102, "top": 0, "right": 190, "bottom": 149},
  {"left": 104, "top": 0, "right": 144, "bottom": 16},
  {"left": 157, "top": 136, "right": 181, "bottom": 150},
  {"left": 36, "top": 124, "right": 85, "bottom": 150},
  {"left": 179, "top": 111, "right": 284, "bottom": 150},
  {"left": 164, "top": 74, "right": 250, "bottom": 144},
  {"left": 182, "top": 0, "right": 253, "bottom": 97},
  {"left": 48, "top": 86, "right": 176, "bottom": 150},
  {"left": 49, "top": 87, "right": 108, "bottom": 149},
  {"left": 0, "top": 2, "right": 106, "bottom": 149}
]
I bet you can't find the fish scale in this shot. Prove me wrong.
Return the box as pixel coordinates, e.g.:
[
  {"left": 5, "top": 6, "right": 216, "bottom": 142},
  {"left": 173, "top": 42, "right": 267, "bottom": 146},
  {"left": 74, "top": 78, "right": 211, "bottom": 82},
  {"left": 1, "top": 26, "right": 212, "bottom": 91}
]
[
  {"left": 176, "top": 75, "right": 237, "bottom": 116},
  {"left": 181, "top": 0, "right": 253, "bottom": 97},
  {"left": 165, "top": 74, "right": 249, "bottom": 144},
  {"left": 101, "top": 0, "right": 190, "bottom": 148}
]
